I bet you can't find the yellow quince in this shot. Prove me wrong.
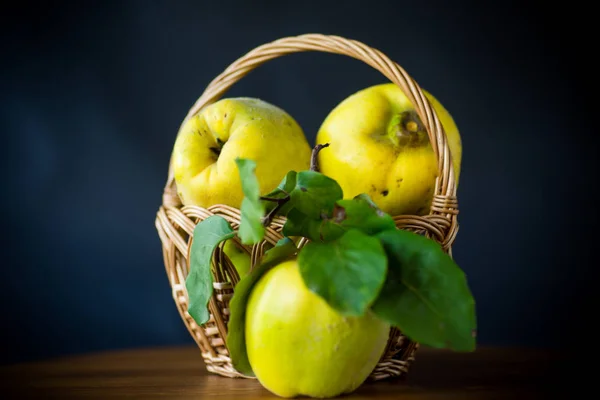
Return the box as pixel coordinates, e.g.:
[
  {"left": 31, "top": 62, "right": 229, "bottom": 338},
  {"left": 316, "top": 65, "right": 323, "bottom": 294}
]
[
  {"left": 172, "top": 97, "right": 312, "bottom": 208},
  {"left": 316, "top": 83, "right": 462, "bottom": 216},
  {"left": 246, "top": 259, "right": 390, "bottom": 398}
]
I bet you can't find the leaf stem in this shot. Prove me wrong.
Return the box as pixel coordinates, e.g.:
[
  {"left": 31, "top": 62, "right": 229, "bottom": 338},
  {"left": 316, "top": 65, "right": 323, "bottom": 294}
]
[
  {"left": 260, "top": 194, "right": 290, "bottom": 226},
  {"left": 310, "top": 143, "right": 330, "bottom": 172},
  {"left": 260, "top": 196, "right": 287, "bottom": 202}
]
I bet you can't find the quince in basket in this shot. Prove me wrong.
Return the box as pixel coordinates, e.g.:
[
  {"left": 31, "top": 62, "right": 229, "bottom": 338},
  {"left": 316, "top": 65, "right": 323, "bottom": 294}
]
[
  {"left": 316, "top": 83, "right": 462, "bottom": 216},
  {"left": 222, "top": 239, "right": 251, "bottom": 277},
  {"left": 171, "top": 97, "right": 312, "bottom": 208}
]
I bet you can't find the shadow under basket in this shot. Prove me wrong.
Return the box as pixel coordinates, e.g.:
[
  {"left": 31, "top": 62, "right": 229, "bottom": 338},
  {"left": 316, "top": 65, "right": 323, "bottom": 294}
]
[{"left": 155, "top": 34, "right": 460, "bottom": 382}]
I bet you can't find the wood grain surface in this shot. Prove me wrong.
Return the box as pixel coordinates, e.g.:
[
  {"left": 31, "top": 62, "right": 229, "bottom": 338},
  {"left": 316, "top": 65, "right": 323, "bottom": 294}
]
[{"left": 1, "top": 345, "right": 566, "bottom": 399}]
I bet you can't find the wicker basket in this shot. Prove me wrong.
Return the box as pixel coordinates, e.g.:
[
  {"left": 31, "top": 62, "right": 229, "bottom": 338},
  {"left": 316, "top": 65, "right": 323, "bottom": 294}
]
[{"left": 155, "top": 34, "right": 459, "bottom": 382}]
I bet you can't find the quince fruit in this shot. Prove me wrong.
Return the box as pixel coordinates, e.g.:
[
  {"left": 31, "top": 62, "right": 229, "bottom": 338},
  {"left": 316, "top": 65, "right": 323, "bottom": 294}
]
[
  {"left": 316, "top": 83, "right": 462, "bottom": 216},
  {"left": 223, "top": 239, "right": 251, "bottom": 278},
  {"left": 246, "top": 259, "right": 390, "bottom": 398},
  {"left": 172, "top": 98, "right": 311, "bottom": 208}
]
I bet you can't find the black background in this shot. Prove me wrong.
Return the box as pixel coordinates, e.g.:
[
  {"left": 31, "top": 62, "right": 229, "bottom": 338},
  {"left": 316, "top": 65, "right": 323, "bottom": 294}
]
[{"left": 1, "top": 0, "right": 595, "bottom": 365}]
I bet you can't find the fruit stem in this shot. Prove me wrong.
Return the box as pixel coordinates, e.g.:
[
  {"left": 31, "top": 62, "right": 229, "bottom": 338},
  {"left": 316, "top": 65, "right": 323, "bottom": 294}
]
[
  {"left": 310, "top": 143, "right": 330, "bottom": 172},
  {"left": 388, "top": 111, "right": 426, "bottom": 147}
]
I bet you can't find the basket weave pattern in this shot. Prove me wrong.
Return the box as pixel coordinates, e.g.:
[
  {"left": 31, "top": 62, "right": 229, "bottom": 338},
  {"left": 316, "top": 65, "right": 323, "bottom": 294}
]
[{"left": 155, "top": 34, "right": 459, "bottom": 381}]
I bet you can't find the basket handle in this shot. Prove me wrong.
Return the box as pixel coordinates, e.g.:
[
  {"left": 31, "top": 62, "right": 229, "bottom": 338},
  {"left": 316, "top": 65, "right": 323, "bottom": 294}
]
[{"left": 164, "top": 34, "right": 458, "bottom": 239}]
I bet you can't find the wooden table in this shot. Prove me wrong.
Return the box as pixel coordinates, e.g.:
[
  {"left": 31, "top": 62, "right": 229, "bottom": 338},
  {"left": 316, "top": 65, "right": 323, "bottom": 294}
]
[{"left": 1, "top": 345, "right": 565, "bottom": 399}]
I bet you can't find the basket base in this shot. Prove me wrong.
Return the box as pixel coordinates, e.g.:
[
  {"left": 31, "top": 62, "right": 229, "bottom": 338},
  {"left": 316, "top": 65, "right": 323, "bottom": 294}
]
[
  {"left": 202, "top": 352, "right": 252, "bottom": 379},
  {"left": 200, "top": 341, "right": 419, "bottom": 382}
]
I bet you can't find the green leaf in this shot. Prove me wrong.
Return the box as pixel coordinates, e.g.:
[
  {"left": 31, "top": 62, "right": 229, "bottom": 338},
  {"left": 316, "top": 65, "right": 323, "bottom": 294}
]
[
  {"left": 290, "top": 171, "right": 343, "bottom": 219},
  {"left": 235, "top": 158, "right": 266, "bottom": 245},
  {"left": 261, "top": 237, "right": 298, "bottom": 266},
  {"left": 325, "top": 195, "right": 397, "bottom": 240},
  {"left": 281, "top": 209, "right": 323, "bottom": 241},
  {"left": 282, "top": 194, "right": 394, "bottom": 243},
  {"left": 264, "top": 171, "right": 297, "bottom": 199},
  {"left": 186, "top": 215, "right": 236, "bottom": 325},
  {"left": 353, "top": 193, "right": 380, "bottom": 208},
  {"left": 282, "top": 209, "right": 345, "bottom": 243},
  {"left": 278, "top": 171, "right": 343, "bottom": 241},
  {"left": 298, "top": 229, "right": 387, "bottom": 316},
  {"left": 372, "top": 229, "right": 477, "bottom": 352},
  {"left": 227, "top": 237, "right": 298, "bottom": 376}
]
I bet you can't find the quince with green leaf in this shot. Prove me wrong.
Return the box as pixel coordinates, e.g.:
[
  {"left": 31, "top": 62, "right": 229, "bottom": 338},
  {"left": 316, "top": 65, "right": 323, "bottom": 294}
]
[{"left": 245, "top": 258, "right": 390, "bottom": 398}]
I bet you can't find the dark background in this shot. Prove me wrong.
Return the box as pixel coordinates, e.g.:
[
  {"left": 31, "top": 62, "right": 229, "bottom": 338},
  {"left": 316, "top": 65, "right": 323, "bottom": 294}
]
[{"left": 1, "top": 0, "right": 595, "bottom": 365}]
